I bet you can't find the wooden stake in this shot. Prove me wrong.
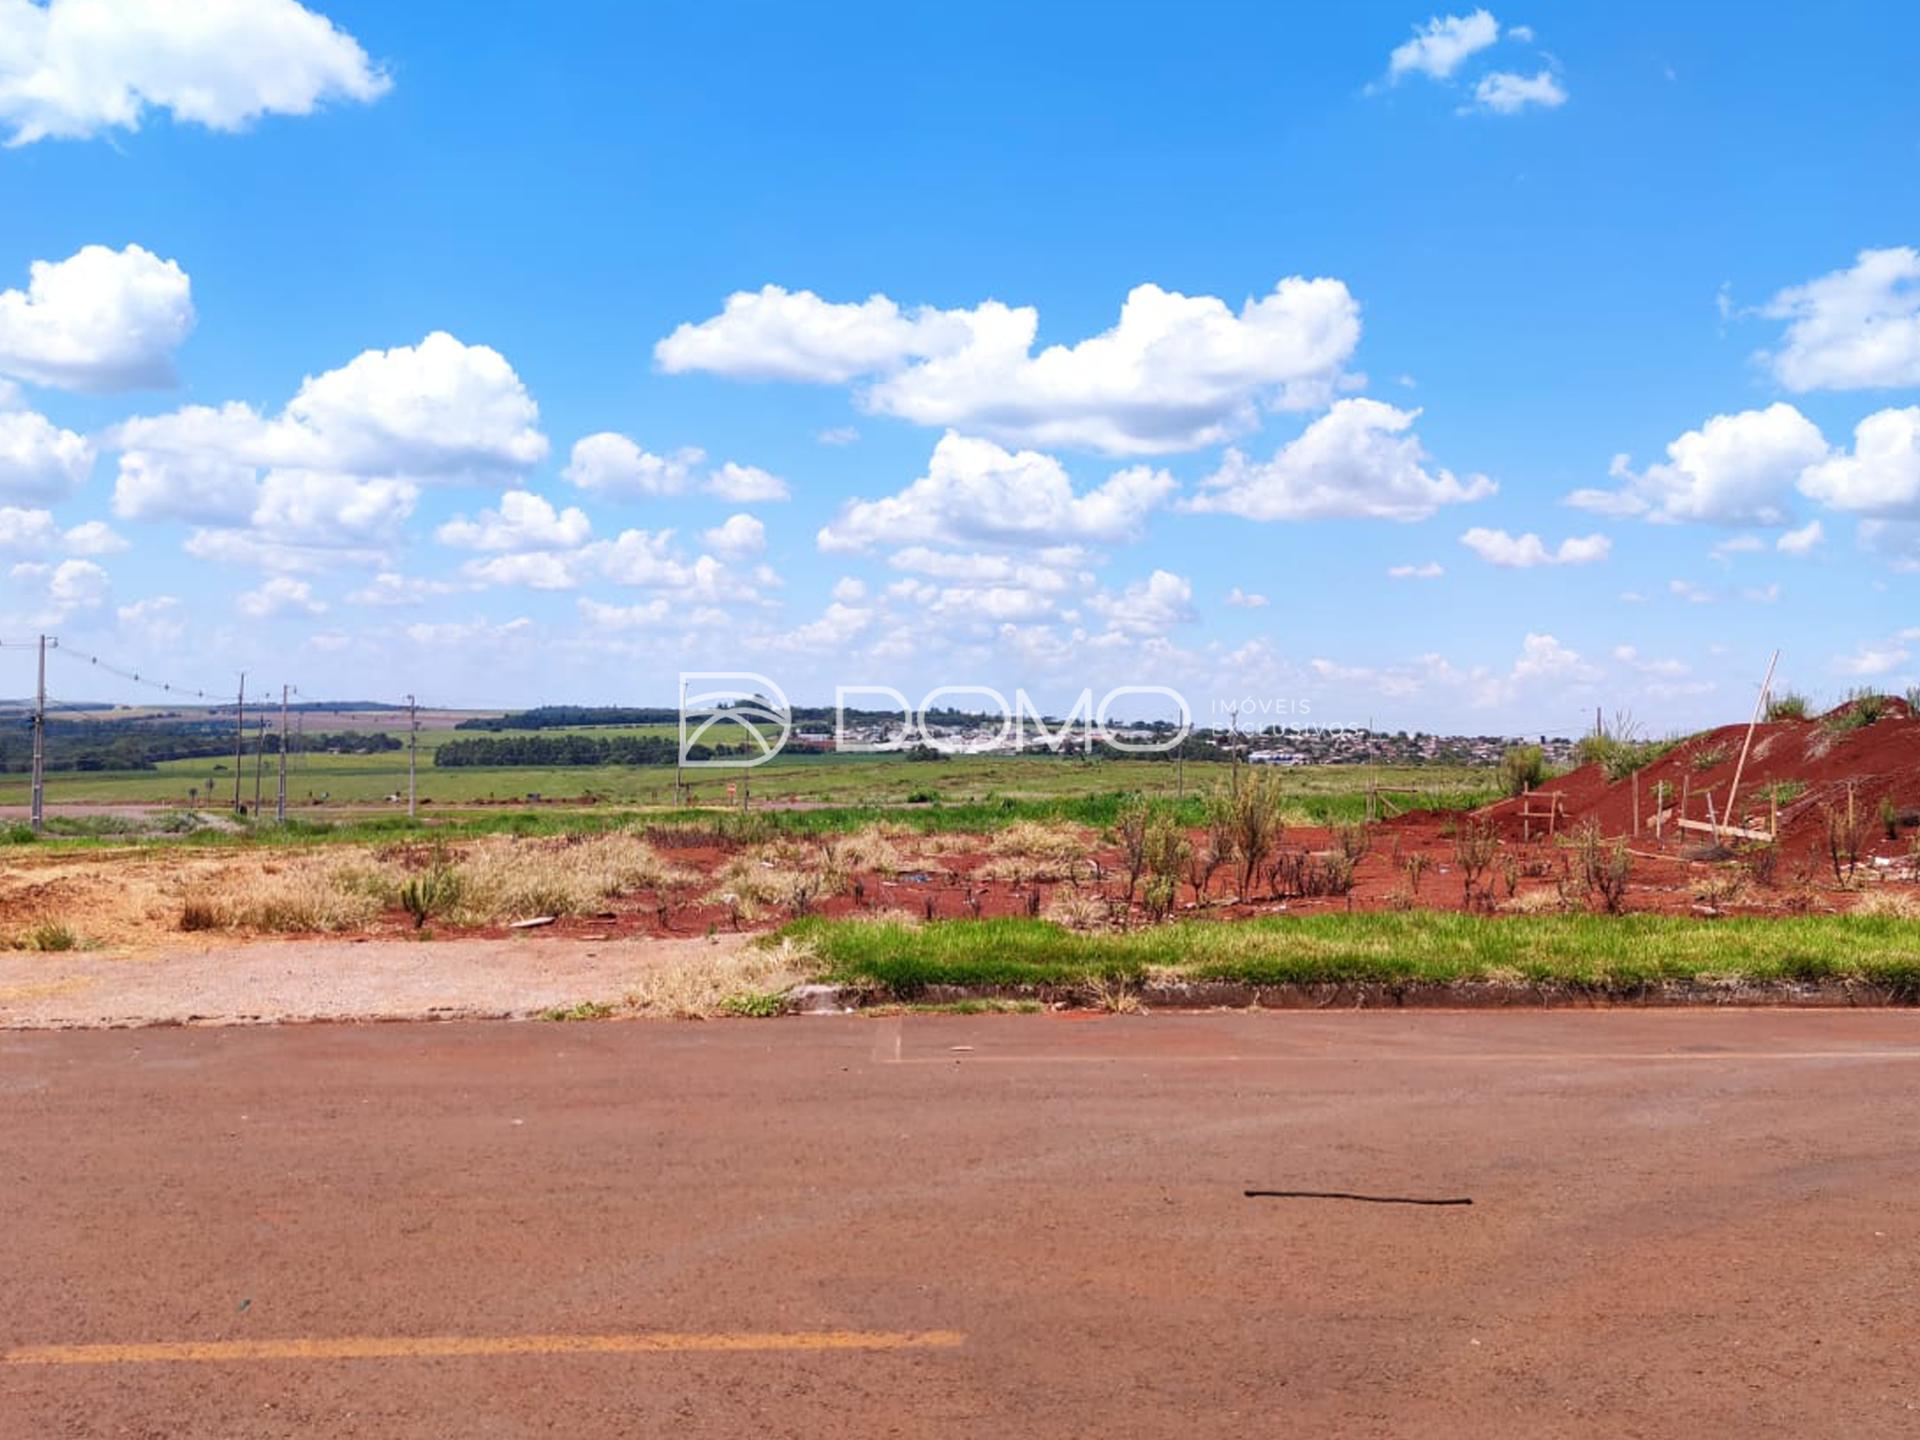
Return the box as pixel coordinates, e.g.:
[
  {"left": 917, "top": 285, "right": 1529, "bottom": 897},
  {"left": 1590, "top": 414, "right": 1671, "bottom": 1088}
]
[
  {"left": 1632, "top": 769, "right": 1641, "bottom": 838},
  {"left": 1720, "top": 648, "right": 1779, "bottom": 845}
]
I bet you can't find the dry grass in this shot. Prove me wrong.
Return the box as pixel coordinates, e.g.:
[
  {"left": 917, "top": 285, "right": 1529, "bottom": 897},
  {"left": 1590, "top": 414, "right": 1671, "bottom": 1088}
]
[
  {"left": 622, "top": 936, "right": 813, "bottom": 1018},
  {"left": 1497, "top": 887, "right": 1564, "bottom": 915},
  {"left": 1853, "top": 888, "right": 1920, "bottom": 919},
  {"left": 1042, "top": 891, "right": 1109, "bottom": 931},
  {"left": 180, "top": 859, "right": 385, "bottom": 933},
  {"left": 447, "top": 833, "right": 693, "bottom": 923},
  {"left": 982, "top": 821, "right": 1094, "bottom": 883},
  {"left": 830, "top": 825, "right": 909, "bottom": 877}
]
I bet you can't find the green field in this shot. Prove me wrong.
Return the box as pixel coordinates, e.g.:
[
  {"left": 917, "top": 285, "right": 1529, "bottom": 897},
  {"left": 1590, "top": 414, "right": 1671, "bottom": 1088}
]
[{"left": 0, "top": 728, "right": 1495, "bottom": 820}]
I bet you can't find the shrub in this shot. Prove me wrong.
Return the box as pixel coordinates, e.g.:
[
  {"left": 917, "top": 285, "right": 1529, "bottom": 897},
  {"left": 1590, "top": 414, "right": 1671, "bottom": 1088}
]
[
  {"left": 1500, "top": 744, "right": 1546, "bottom": 796},
  {"left": 1574, "top": 718, "right": 1677, "bottom": 782},
  {"left": 1219, "top": 771, "right": 1287, "bottom": 900},
  {"left": 1114, "top": 796, "right": 1152, "bottom": 910}
]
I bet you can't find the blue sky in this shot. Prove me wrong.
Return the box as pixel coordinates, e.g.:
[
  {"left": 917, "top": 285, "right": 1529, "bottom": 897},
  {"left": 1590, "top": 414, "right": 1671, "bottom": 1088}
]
[{"left": 0, "top": 0, "right": 1916, "bottom": 731}]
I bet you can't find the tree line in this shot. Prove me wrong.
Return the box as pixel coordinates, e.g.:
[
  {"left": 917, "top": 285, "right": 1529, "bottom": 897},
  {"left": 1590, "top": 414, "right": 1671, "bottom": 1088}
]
[
  {"left": 434, "top": 734, "right": 742, "bottom": 767},
  {"left": 0, "top": 723, "right": 401, "bottom": 773}
]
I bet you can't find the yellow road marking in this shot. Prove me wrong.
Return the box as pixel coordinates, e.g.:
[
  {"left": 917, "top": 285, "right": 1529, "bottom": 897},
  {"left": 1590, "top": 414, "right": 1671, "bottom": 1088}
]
[{"left": 4, "top": 1331, "right": 964, "bottom": 1367}]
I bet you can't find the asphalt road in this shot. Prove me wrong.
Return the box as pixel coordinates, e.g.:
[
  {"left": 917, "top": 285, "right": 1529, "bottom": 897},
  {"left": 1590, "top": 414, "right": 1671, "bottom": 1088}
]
[{"left": 4, "top": 1011, "right": 1918, "bottom": 1437}]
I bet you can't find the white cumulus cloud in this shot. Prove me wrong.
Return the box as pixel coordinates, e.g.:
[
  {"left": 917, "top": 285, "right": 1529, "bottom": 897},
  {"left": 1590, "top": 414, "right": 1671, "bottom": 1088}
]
[
  {"left": 1459, "top": 527, "right": 1610, "bottom": 567},
  {"left": 1760, "top": 247, "right": 1920, "bottom": 392},
  {"left": 818, "top": 431, "right": 1174, "bottom": 552},
  {"left": 0, "top": 0, "right": 388, "bottom": 146},
  {"left": 110, "top": 332, "right": 543, "bottom": 569},
  {"left": 436, "top": 490, "right": 592, "bottom": 552},
  {"left": 1189, "top": 398, "right": 1496, "bottom": 522},
  {"left": 1572, "top": 403, "right": 1829, "bottom": 525},
  {"left": 562, "top": 431, "right": 704, "bottom": 498},
  {"left": 0, "top": 243, "right": 193, "bottom": 391},
  {"left": 1798, "top": 406, "right": 1920, "bottom": 516},
  {"left": 0, "top": 404, "right": 91, "bottom": 500},
  {"left": 658, "top": 278, "right": 1362, "bottom": 456},
  {"left": 1471, "top": 69, "right": 1566, "bottom": 113},
  {"left": 701, "top": 512, "right": 766, "bottom": 559},
  {"left": 236, "top": 574, "right": 325, "bottom": 618},
  {"left": 1388, "top": 10, "right": 1501, "bottom": 81}
]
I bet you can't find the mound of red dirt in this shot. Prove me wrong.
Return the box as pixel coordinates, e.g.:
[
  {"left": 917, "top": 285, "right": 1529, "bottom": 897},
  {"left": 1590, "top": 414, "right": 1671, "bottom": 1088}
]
[{"left": 1483, "top": 703, "right": 1920, "bottom": 866}]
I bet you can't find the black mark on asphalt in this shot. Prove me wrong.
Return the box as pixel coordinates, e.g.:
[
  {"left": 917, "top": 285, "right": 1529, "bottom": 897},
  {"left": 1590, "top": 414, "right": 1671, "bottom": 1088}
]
[{"left": 1244, "top": 1190, "right": 1473, "bottom": 1206}]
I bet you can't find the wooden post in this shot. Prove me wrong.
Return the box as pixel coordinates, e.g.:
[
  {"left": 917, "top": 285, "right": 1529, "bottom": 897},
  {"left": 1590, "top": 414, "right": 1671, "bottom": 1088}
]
[
  {"left": 1632, "top": 769, "right": 1641, "bottom": 838},
  {"left": 1719, "top": 649, "right": 1780, "bottom": 845},
  {"left": 1770, "top": 790, "right": 1778, "bottom": 841},
  {"left": 1681, "top": 772, "right": 1691, "bottom": 831}
]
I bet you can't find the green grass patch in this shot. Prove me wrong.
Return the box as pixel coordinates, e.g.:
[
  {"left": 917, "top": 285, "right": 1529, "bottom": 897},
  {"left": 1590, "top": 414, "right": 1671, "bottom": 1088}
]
[{"left": 783, "top": 913, "right": 1920, "bottom": 997}]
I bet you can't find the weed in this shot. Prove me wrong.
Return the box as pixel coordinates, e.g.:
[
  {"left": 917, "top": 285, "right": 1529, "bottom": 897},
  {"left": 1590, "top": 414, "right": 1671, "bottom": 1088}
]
[
  {"left": 719, "top": 989, "right": 787, "bottom": 1017},
  {"left": 1823, "top": 688, "right": 1887, "bottom": 734},
  {"left": 540, "top": 1000, "right": 616, "bottom": 1022},
  {"left": 1765, "top": 692, "right": 1810, "bottom": 722},
  {"left": 1083, "top": 973, "right": 1143, "bottom": 1013},
  {"left": 16, "top": 920, "right": 78, "bottom": 952},
  {"left": 399, "top": 859, "right": 462, "bottom": 929}
]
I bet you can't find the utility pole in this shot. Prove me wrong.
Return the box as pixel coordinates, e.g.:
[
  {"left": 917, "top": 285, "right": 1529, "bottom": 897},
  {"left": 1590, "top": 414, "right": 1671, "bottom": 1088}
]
[
  {"left": 406, "top": 694, "right": 418, "bottom": 819},
  {"left": 674, "top": 675, "right": 685, "bottom": 807},
  {"left": 232, "top": 672, "right": 246, "bottom": 812},
  {"left": 276, "top": 685, "right": 292, "bottom": 823},
  {"left": 29, "top": 634, "right": 51, "bottom": 832},
  {"left": 252, "top": 713, "right": 266, "bottom": 817}
]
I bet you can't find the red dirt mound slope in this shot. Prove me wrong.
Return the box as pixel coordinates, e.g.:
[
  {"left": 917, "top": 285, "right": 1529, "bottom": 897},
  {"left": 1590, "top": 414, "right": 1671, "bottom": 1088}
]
[{"left": 1483, "top": 699, "right": 1920, "bottom": 863}]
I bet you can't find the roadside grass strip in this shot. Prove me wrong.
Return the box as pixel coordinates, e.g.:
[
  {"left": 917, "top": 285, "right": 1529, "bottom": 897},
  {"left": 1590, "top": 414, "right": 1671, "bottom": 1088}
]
[{"left": 782, "top": 913, "right": 1920, "bottom": 997}]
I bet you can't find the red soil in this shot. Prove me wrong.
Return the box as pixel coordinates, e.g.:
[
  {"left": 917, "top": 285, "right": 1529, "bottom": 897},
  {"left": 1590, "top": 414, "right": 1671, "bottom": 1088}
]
[{"left": 1480, "top": 702, "right": 1920, "bottom": 871}]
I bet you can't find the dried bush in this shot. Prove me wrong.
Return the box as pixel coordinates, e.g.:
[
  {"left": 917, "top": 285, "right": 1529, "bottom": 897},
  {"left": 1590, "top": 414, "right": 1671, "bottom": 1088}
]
[
  {"left": 1822, "top": 786, "right": 1870, "bottom": 884},
  {"left": 1742, "top": 842, "right": 1779, "bottom": 887},
  {"left": 1331, "top": 821, "right": 1372, "bottom": 866},
  {"left": 1570, "top": 821, "right": 1632, "bottom": 914},
  {"left": 1402, "top": 852, "right": 1429, "bottom": 896},
  {"left": 1451, "top": 818, "right": 1498, "bottom": 905}
]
